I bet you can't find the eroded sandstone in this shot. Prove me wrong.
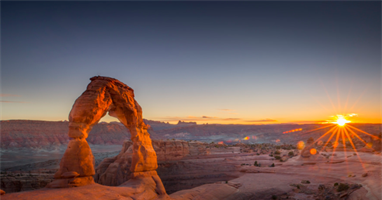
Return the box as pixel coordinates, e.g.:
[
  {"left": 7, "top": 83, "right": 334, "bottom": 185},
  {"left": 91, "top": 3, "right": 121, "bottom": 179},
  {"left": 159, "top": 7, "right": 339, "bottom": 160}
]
[{"left": 47, "top": 76, "right": 164, "bottom": 196}]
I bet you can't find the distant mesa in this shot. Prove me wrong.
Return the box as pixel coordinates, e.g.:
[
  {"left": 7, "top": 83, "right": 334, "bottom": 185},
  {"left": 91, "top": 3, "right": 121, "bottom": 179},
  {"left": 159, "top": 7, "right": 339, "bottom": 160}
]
[{"left": 177, "top": 120, "right": 197, "bottom": 125}]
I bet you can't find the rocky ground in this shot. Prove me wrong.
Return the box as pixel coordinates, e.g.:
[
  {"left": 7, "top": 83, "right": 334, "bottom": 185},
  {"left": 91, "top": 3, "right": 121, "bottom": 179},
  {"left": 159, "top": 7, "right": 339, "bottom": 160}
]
[
  {"left": 167, "top": 150, "right": 381, "bottom": 200},
  {"left": 2, "top": 149, "right": 381, "bottom": 199},
  {"left": 0, "top": 149, "right": 120, "bottom": 193},
  {"left": 1, "top": 137, "right": 381, "bottom": 199}
]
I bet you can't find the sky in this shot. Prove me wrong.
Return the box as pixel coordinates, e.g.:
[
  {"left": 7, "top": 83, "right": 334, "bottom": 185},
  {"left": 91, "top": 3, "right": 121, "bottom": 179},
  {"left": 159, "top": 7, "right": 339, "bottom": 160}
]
[{"left": 1, "top": 1, "right": 381, "bottom": 124}]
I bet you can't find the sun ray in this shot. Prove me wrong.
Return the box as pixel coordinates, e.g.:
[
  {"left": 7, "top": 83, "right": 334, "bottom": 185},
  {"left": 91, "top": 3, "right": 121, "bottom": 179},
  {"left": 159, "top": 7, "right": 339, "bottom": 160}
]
[
  {"left": 343, "top": 127, "right": 366, "bottom": 170},
  {"left": 340, "top": 128, "right": 348, "bottom": 161},
  {"left": 345, "top": 126, "right": 367, "bottom": 145},
  {"left": 331, "top": 129, "right": 341, "bottom": 157},
  {"left": 302, "top": 124, "right": 336, "bottom": 136},
  {"left": 347, "top": 124, "right": 381, "bottom": 140},
  {"left": 320, "top": 126, "right": 338, "bottom": 151},
  {"left": 325, "top": 128, "right": 342, "bottom": 171},
  {"left": 309, "top": 125, "right": 338, "bottom": 148},
  {"left": 320, "top": 126, "right": 339, "bottom": 152}
]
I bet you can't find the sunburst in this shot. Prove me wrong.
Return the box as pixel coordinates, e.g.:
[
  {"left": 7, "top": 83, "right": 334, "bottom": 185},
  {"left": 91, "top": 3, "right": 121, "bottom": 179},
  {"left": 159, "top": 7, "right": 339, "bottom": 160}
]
[
  {"left": 332, "top": 115, "right": 350, "bottom": 126},
  {"left": 297, "top": 115, "right": 381, "bottom": 172},
  {"left": 295, "top": 80, "right": 381, "bottom": 172}
]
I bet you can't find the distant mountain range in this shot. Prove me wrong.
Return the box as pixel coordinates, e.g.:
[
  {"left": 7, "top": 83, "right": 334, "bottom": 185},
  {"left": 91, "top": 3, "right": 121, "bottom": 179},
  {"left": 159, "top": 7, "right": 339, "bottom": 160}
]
[{"left": 1, "top": 120, "right": 380, "bottom": 149}]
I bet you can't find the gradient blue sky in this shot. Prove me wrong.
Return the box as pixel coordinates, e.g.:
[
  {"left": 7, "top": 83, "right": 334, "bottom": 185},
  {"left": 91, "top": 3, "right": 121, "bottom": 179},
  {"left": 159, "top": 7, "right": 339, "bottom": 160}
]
[{"left": 1, "top": 1, "right": 381, "bottom": 124}]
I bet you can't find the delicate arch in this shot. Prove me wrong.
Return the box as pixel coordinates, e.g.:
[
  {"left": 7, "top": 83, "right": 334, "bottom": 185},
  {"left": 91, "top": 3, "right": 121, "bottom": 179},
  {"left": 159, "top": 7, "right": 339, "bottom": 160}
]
[{"left": 47, "top": 76, "right": 160, "bottom": 190}]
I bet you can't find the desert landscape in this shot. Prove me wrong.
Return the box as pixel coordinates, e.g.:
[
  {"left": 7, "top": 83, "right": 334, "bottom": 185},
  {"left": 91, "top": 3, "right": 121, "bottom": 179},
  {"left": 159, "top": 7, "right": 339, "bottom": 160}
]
[
  {"left": 1, "top": 76, "right": 381, "bottom": 199},
  {"left": 2, "top": 1, "right": 381, "bottom": 200}
]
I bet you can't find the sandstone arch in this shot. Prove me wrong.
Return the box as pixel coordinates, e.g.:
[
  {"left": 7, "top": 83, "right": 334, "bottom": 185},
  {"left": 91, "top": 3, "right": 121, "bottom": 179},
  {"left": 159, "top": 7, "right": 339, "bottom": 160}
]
[{"left": 47, "top": 76, "right": 163, "bottom": 193}]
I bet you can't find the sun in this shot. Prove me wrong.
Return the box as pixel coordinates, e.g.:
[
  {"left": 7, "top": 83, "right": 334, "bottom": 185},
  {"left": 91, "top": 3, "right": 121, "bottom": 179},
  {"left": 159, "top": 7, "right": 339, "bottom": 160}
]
[{"left": 333, "top": 115, "right": 350, "bottom": 126}]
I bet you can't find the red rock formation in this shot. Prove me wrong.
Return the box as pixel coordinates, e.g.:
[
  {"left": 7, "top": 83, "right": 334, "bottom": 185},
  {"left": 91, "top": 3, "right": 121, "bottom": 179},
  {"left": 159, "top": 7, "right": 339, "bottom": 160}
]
[{"left": 47, "top": 76, "right": 164, "bottom": 195}]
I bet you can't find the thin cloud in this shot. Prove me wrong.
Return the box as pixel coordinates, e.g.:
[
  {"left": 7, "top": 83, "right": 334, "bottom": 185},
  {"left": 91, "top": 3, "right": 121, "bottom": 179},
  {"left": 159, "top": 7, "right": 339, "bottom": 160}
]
[
  {"left": 246, "top": 119, "right": 277, "bottom": 123},
  {"left": 222, "top": 118, "right": 241, "bottom": 121},
  {"left": 289, "top": 120, "right": 326, "bottom": 124},
  {"left": 0, "top": 94, "right": 21, "bottom": 97},
  {"left": 202, "top": 116, "right": 219, "bottom": 119}
]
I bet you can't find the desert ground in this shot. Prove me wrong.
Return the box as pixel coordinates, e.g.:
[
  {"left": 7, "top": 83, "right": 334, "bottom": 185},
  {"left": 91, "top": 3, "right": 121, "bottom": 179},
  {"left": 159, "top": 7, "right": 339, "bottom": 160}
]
[{"left": 1, "top": 139, "right": 381, "bottom": 199}]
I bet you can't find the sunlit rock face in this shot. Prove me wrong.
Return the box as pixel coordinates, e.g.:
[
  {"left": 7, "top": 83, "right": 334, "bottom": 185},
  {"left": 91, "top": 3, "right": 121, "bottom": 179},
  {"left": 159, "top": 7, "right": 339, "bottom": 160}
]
[{"left": 47, "top": 76, "right": 160, "bottom": 190}]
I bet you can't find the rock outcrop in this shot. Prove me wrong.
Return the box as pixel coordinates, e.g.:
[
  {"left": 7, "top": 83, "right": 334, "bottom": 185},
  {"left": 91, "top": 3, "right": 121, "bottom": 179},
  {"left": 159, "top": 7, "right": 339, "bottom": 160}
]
[{"left": 46, "top": 76, "right": 165, "bottom": 195}]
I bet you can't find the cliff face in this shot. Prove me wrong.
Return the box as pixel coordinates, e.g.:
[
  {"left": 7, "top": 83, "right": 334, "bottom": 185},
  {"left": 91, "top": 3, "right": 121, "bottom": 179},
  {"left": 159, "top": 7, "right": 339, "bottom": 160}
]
[
  {"left": 153, "top": 140, "right": 191, "bottom": 161},
  {"left": 0, "top": 120, "right": 130, "bottom": 149}
]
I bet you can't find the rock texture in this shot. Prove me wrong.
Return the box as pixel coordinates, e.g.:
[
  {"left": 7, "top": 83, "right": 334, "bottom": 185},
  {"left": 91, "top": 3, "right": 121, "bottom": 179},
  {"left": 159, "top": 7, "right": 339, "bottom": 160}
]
[{"left": 47, "top": 76, "right": 164, "bottom": 195}]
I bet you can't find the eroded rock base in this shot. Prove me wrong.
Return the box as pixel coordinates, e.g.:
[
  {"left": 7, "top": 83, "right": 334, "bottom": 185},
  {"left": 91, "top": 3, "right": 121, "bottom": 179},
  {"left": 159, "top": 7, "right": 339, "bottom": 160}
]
[{"left": 46, "top": 177, "right": 94, "bottom": 188}]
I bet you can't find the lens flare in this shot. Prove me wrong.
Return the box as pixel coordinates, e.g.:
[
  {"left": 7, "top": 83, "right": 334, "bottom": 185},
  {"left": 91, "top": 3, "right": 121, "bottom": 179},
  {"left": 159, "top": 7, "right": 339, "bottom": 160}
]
[
  {"left": 297, "top": 141, "right": 305, "bottom": 150},
  {"left": 310, "top": 148, "right": 317, "bottom": 155}
]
